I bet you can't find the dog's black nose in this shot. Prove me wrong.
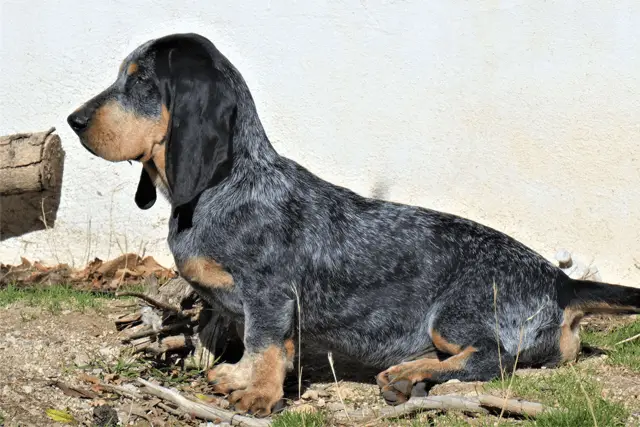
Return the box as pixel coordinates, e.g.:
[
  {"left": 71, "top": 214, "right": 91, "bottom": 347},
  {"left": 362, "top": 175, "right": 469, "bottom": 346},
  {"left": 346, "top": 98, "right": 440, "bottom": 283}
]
[{"left": 67, "top": 111, "right": 89, "bottom": 133}]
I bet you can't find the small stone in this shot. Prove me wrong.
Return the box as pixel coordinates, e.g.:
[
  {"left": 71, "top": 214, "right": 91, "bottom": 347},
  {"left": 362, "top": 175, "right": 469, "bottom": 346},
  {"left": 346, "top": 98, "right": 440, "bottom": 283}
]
[
  {"left": 445, "top": 379, "right": 460, "bottom": 384},
  {"left": 555, "top": 249, "right": 572, "bottom": 269},
  {"left": 301, "top": 389, "right": 319, "bottom": 400},
  {"left": 317, "top": 398, "right": 326, "bottom": 407},
  {"left": 332, "top": 386, "right": 355, "bottom": 400},
  {"left": 98, "top": 347, "right": 118, "bottom": 361},
  {"left": 22, "top": 385, "right": 33, "bottom": 394},
  {"left": 74, "top": 353, "right": 91, "bottom": 367},
  {"left": 287, "top": 403, "right": 317, "bottom": 414}
]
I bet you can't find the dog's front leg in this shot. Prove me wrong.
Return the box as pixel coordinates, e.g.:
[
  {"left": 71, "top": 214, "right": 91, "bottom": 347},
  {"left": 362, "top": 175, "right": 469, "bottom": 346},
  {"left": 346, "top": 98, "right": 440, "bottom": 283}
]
[{"left": 208, "top": 296, "right": 295, "bottom": 416}]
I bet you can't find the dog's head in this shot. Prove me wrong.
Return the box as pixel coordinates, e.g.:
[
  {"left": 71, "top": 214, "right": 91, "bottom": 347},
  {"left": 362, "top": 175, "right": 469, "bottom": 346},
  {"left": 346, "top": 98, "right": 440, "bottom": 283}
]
[{"left": 67, "top": 33, "right": 237, "bottom": 209}]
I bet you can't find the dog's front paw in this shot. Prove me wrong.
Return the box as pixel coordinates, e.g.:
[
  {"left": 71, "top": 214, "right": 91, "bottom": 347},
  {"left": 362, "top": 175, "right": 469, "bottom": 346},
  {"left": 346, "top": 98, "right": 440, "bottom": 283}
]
[
  {"left": 207, "top": 361, "right": 252, "bottom": 395},
  {"left": 229, "top": 385, "right": 283, "bottom": 417}
]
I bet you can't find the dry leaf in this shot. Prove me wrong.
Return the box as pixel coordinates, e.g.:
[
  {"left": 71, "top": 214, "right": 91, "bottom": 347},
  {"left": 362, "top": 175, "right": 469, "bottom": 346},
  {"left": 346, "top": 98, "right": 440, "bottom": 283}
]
[
  {"left": 78, "top": 373, "right": 100, "bottom": 385},
  {"left": 45, "top": 408, "right": 76, "bottom": 423}
]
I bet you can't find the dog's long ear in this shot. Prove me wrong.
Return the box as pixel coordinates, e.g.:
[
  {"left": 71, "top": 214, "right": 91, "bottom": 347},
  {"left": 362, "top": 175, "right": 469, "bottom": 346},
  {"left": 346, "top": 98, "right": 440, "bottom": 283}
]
[
  {"left": 135, "top": 168, "right": 157, "bottom": 210},
  {"left": 157, "top": 39, "right": 236, "bottom": 208}
]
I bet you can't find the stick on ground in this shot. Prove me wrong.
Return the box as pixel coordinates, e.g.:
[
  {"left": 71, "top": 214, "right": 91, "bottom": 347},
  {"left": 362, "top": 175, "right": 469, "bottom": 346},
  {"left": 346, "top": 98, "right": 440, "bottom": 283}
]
[
  {"left": 136, "top": 378, "right": 271, "bottom": 427},
  {"left": 477, "top": 394, "right": 547, "bottom": 417},
  {"left": 331, "top": 394, "right": 549, "bottom": 423}
]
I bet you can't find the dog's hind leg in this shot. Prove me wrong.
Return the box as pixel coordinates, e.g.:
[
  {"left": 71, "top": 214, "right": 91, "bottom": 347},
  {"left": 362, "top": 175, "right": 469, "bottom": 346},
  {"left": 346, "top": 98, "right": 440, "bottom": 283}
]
[{"left": 376, "top": 332, "right": 515, "bottom": 405}]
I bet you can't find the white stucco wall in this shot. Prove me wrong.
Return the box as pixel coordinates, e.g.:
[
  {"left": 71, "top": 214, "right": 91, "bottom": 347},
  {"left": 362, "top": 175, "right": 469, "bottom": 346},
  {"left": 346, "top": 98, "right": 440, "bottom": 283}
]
[{"left": 1, "top": 1, "right": 640, "bottom": 285}]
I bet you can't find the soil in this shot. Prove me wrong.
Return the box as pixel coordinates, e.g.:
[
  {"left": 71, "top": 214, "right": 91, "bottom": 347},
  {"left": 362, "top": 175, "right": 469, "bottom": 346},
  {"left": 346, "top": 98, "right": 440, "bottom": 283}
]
[{"left": 2, "top": 302, "right": 640, "bottom": 426}]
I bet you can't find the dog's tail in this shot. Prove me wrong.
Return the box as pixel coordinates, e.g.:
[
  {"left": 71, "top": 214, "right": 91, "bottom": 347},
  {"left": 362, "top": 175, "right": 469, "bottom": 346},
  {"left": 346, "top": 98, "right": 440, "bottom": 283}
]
[{"left": 565, "top": 279, "right": 640, "bottom": 314}]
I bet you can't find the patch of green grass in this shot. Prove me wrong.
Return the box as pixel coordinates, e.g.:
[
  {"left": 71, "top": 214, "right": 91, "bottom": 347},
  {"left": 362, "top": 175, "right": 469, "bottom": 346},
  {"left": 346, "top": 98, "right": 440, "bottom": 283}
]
[
  {"left": 85, "top": 354, "right": 205, "bottom": 388},
  {"left": 487, "top": 369, "right": 628, "bottom": 427},
  {"left": 85, "top": 355, "right": 149, "bottom": 379},
  {"left": 385, "top": 411, "right": 503, "bottom": 426},
  {"left": 148, "top": 366, "right": 205, "bottom": 387},
  {"left": 0, "top": 410, "right": 5, "bottom": 426},
  {"left": 0, "top": 284, "right": 112, "bottom": 313},
  {"left": 430, "top": 413, "right": 485, "bottom": 426},
  {"left": 582, "top": 318, "right": 640, "bottom": 372},
  {"left": 271, "top": 411, "right": 326, "bottom": 427}
]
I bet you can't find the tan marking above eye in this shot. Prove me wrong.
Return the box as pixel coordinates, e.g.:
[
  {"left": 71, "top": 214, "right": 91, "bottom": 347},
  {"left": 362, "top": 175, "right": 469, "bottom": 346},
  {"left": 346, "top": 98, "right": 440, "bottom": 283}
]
[{"left": 127, "top": 62, "right": 139, "bottom": 75}]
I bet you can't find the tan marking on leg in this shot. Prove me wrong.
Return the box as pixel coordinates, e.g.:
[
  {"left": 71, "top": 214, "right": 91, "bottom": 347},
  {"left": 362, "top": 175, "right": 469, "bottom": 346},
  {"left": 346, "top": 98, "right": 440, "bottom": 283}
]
[
  {"left": 127, "top": 62, "right": 138, "bottom": 75},
  {"left": 381, "top": 346, "right": 477, "bottom": 384},
  {"left": 229, "top": 345, "right": 287, "bottom": 416},
  {"left": 559, "top": 308, "right": 583, "bottom": 364},
  {"left": 180, "top": 257, "right": 233, "bottom": 289},
  {"left": 84, "top": 101, "right": 169, "bottom": 161},
  {"left": 431, "top": 330, "right": 463, "bottom": 355},
  {"left": 284, "top": 338, "right": 295, "bottom": 371}
]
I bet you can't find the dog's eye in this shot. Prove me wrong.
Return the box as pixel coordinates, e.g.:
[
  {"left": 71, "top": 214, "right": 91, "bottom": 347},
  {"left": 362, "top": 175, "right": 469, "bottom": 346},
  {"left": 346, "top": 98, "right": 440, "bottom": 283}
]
[{"left": 126, "top": 76, "right": 143, "bottom": 89}]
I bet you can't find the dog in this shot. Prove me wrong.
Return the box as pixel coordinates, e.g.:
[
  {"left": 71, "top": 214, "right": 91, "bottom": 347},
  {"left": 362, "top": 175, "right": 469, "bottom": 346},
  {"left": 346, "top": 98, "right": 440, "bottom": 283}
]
[{"left": 67, "top": 33, "right": 640, "bottom": 416}]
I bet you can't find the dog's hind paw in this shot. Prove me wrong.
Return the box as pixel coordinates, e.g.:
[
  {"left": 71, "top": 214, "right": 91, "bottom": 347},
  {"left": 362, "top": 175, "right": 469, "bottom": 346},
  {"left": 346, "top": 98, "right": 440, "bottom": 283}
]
[{"left": 376, "top": 370, "right": 414, "bottom": 405}]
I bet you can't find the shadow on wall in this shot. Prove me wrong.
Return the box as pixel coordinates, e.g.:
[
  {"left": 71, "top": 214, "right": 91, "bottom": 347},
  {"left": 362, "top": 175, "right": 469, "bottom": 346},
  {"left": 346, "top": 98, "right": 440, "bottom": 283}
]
[{"left": 0, "top": 128, "right": 65, "bottom": 240}]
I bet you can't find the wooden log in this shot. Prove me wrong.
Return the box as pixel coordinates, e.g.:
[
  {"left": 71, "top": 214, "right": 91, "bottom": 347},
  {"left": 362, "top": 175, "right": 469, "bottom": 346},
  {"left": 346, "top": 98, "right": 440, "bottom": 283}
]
[
  {"left": 0, "top": 128, "right": 65, "bottom": 239},
  {"left": 0, "top": 127, "right": 63, "bottom": 195}
]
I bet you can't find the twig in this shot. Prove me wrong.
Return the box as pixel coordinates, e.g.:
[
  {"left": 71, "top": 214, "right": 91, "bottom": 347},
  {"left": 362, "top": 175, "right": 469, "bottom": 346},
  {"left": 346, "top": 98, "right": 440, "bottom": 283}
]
[
  {"left": 615, "top": 332, "right": 640, "bottom": 346},
  {"left": 126, "top": 403, "right": 154, "bottom": 425},
  {"left": 122, "top": 319, "right": 194, "bottom": 342},
  {"left": 334, "top": 394, "right": 548, "bottom": 424},
  {"left": 49, "top": 380, "right": 98, "bottom": 399},
  {"left": 77, "top": 375, "right": 142, "bottom": 400},
  {"left": 290, "top": 283, "right": 303, "bottom": 400},
  {"left": 493, "top": 280, "right": 505, "bottom": 385},
  {"left": 327, "top": 352, "right": 352, "bottom": 423},
  {"left": 157, "top": 402, "right": 184, "bottom": 418},
  {"left": 136, "top": 378, "right": 270, "bottom": 427},
  {"left": 129, "top": 334, "right": 191, "bottom": 354},
  {"left": 97, "top": 382, "right": 144, "bottom": 400},
  {"left": 116, "top": 292, "right": 181, "bottom": 313},
  {"left": 570, "top": 365, "right": 598, "bottom": 427},
  {"left": 477, "top": 394, "right": 546, "bottom": 417}
]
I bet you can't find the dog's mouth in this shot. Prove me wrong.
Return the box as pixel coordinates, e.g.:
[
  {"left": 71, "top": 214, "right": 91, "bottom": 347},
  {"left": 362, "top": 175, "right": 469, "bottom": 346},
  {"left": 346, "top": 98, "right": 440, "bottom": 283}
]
[{"left": 79, "top": 139, "right": 99, "bottom": 157}]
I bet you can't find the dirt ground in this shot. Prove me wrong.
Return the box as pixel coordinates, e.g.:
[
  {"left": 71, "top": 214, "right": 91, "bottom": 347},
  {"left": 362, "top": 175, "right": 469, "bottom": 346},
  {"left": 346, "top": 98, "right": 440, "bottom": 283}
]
[{"left": 2, "top": 301, "right": 640, "bottom": 426}]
